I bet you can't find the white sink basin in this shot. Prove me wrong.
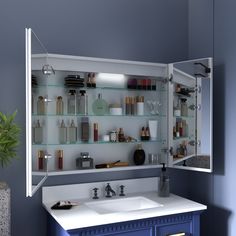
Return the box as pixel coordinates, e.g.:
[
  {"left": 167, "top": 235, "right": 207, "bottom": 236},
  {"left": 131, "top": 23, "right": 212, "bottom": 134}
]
[{"left": 85, "top": 196, "right": 163, "bottom": 214}]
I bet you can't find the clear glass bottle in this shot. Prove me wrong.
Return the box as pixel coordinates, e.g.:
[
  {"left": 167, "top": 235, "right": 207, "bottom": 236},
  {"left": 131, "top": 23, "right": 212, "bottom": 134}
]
[
  {"left": 77, "top": 90, "right": 88, "bottom": 115},
  {"left": 37, "top": 96, "right": 45, "bottom": 115},
  {"left": 92, "top": 93, "right": 108, "bottom": 115},
  {"left": 174, "top": 99, "right": 181, "bottom": 117},
  {"left": 68, "top": 120, "right": 77, "bottom": 143},
  {"left": 34, "top": 120, "right": 43, "bottom": 144},
  {"left": 81, "top": 117, "right": 89, "bottom": 142},
  {"left": 181, "top": 98, "right": 188, "bottom": 117},
  {"left": 158, "top": 163, "right": 170, "bottom": 197},
  {"left": 59, "top": 120, "right": 67, "bottom": 144},
  {"left": 67, "top": 90, "right": 76, "bottom": 114},
  {"left": 56, "top": 96, "right": 64, "bottom": 115}
]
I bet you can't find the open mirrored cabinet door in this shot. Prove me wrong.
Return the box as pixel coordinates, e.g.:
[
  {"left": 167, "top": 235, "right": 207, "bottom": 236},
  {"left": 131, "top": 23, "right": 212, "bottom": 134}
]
[
  {"left": 26, "top": 28, "right": 52, "bottom": 196},
  {"left": 168, "top": 58, "right": 213, "bottom": 172}
]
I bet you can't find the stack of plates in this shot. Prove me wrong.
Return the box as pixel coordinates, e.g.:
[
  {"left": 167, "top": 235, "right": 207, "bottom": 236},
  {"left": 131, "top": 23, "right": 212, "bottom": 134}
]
[{"left": 64, "top": 75, "right": 84, "bottom": 88}]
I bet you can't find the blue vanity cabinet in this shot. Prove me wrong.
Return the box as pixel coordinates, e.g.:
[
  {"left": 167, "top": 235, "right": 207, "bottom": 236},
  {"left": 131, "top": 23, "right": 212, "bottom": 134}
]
[{"left": 48, "top": 211, "right": 202, "bottom": 236}]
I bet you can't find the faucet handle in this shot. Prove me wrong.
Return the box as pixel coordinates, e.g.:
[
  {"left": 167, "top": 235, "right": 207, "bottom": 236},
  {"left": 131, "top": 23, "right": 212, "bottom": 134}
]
[
  {"left": 92, "top": 187, "right": 99, "bottom": 199},
  {"left": 119, "top": 185, "right": 125, "bottom": 196}
]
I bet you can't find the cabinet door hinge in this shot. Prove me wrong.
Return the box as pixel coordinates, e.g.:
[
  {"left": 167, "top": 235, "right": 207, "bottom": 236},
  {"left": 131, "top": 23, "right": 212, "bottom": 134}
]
[
  {"left": 189, "top": 140, "right": 201, "bottom": 147},
  {"left": 189, "top": 104, "right": 201, "bottom": 111},
  {"left": 163, "top": 74, "right": 173, "bottom": 84},
  {"left": 162, "top": 147, "right": 173, "bottom": 155}
]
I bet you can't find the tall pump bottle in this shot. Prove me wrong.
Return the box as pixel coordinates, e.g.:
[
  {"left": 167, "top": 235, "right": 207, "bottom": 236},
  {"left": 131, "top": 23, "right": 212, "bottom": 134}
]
[{"left": 158, "top": 163, "right": 170, "bottom": 197}]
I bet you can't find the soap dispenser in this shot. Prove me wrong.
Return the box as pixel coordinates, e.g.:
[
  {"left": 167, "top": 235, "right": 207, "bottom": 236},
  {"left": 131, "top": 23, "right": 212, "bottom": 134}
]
[{"left": 158, "top": 163, "right": 170, "bottom": 197}]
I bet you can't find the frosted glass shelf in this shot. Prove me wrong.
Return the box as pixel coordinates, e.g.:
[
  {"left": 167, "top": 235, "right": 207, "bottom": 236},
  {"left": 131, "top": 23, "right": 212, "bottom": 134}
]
[
  {"left": 32, "top": 113, "right": 166, "bottom": 118},
  {"left": 174, "top": 115, "right": 194, "bottom": 119},
  {"left": 32, "top": 139, "right": 165, "bottom": 146},
  {"left": 34, "top": 84, "right": 167, "bottom": 92},
  {"left": 173, "top": 136, "right": 190, "bottom": 141},
  {"left": 32, "top": 164, "right": 162, "bottom": 176},
  {"left": 173, "top": 154, "right": 195, "bottom": 165},
  {"left": 174, "top": 92, "right": 193, "bottom": 98}
]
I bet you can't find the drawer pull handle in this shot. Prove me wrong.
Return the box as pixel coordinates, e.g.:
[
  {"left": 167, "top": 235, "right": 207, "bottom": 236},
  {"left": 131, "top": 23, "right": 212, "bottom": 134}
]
[{"left": 167, "top": 233, "right": 186, "bottom": 236}]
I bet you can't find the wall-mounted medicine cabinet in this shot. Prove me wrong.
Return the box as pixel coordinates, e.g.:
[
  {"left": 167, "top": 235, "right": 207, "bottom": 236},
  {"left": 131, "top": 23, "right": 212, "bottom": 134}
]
[{"left": 26, "top": 28, "right": 213, "bottom": 197}]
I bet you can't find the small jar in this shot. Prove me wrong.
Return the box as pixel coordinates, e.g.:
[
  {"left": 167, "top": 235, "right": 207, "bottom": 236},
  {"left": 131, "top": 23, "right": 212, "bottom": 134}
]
[{"left": 110, "top": 130, "right": 117, "bottom": 142}]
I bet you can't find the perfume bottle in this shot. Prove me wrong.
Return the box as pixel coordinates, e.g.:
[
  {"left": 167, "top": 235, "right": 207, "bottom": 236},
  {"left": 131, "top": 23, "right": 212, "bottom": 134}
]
[
  {"left": 34, "top": 120, "right": 43, "bottom": 144},
  {"left": 56, "top": 96, "right": 64, "bottom": 115},
  {"left": 59, "top": 120, "right": 67, "bottom": 144},
  {"left": 76, "top": 152, "right": 94, "bottom": 169},
  {"left": 92, "top": 94, "right": 108, "bottom": 115},
  {"left": 77, "top": 90, "right": 88, "bottom": 115},
  {"left": 68, "top": 120, "right": 77, "bottom": 143},
  {"left": 67, "top": 90, "right": 76, "bottom": 114},
  {"left": 81, "top": 117, "right": 89, "bottom": 142}
]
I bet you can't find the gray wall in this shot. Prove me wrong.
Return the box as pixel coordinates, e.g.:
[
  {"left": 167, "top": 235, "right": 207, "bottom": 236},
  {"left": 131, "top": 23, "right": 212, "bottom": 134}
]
[
  {"left": 188, "top": 0, "right": 236, "bottom": 235},
  {"left": 0, "top": 1, "right": 189, "bottom": 235}
]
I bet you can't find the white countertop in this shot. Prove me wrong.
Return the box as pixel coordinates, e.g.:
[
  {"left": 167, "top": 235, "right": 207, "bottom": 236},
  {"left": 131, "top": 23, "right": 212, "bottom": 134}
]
[{"left": 42, "top": 178, "right": 206, "bottom": 231}]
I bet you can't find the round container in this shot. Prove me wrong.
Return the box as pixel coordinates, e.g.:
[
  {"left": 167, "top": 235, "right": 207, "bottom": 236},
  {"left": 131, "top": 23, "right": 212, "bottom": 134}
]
[
  {"left": 109, "top": 131, "right": 117, "bottom": 142},
  {"left": 109, "top": 107, "right": 122, "bottom": 115},
  {"left": 102, "top": 135, "right": 110, "bottom": 142}
]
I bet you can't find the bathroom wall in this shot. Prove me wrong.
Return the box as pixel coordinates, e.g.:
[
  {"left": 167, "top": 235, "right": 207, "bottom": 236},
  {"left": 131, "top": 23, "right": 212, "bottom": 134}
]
[
  {"left": 0, "top": 1, "right": 189, "bottom": 235},
  {"left": 188, "top": 0, "right": 236, "bottom": 235}
]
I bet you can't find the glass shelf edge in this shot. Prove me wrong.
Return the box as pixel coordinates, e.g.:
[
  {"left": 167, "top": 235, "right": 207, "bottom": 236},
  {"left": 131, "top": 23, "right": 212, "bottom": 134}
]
[{"left": 32, "top": 139, "right": 165, "bottom": 146}]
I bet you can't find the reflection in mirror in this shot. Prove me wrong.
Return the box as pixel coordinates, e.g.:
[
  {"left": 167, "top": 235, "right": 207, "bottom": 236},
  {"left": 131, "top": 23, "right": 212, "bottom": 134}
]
[{"left": 171, "top": 58, "right": 212, "bottom": 172}]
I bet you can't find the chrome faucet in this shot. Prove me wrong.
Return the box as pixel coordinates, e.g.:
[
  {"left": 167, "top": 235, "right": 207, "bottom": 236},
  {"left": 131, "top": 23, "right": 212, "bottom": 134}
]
[{"left": 105, "top": 183, "right": 116, "bottom": 198}]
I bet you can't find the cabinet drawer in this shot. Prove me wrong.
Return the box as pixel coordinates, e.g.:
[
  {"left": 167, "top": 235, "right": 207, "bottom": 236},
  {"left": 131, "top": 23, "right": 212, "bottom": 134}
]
[{"left": 156, "top": 222, "right": 192, "bottom": 236}]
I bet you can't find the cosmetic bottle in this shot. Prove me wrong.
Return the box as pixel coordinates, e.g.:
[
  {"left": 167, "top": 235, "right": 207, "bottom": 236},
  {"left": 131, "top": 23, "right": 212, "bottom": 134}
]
[
  {"left": 59, "top": 120, "right": 67, "bottom": 144},
  {"left": 91, "top": 73, "right": 96, "bottom": 88},
  {"left": 81, "top": 117, "right": 89, "bottom": 142},
  {"left": 76, "top": 152, "right": 94, "bottom": 169},
  {"left": 125, "top": 97, "right": 131, "bottom": 115},
  {"left": 34, "top": 120, "right": 43, "bottom": 144},
  {"left": 57, "top": 150, "right": 63, "bottom": 170},
  {"left": 136, "top": 96, "right": 144, "bottom": 115},
  {"left": 37, "top": 96, "right": 45, "bottom": 115},
  {"left": 68, "top": 120, "right": 77, "bottom": 143},
  {"left": 181, "top": 98, "right": 188, "bottom": 117},
  {"left": 93, "top": 123, "right": 98, "bottom": 142},
  {"left": 92, "top": 93, "right": 108, "bottom": 115},
  {"left": 140, "top": 127, "right": 146, "bottom": 141},
  {"left": 38, "top": 150, "right": 45, "bottom": 170},
  {"left": 56, "top": 96, "right": 64, "bottom": 115},
  {"left": 118, "top": 128, "right": 125, "bottom": 142},
  {"left": 78, "top": 90, "right": 88, "bottom": 115},
  {"left": 158, "top": 163, "right": 170, "bottom": 197},
  {"left": 67, "top": 90, "right": 76, "bottom": 114},
  {"left": 133, "top": 143, "right": 145, "bottom": 165}
]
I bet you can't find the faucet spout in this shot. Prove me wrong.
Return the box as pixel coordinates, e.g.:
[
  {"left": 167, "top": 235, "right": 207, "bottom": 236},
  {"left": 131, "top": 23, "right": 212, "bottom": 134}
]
[{"left": 105, "top": 183, "right": 116, "bottom": 197}]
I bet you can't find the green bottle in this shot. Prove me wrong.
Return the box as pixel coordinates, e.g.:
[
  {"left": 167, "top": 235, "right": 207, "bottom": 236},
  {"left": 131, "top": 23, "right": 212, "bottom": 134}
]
[{"left": 92, "top": 94, "right": 108, "bottom": 115}]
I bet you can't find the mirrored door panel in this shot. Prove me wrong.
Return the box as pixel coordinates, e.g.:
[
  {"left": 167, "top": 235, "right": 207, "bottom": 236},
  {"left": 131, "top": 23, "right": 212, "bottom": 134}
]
[
  {"left": 26, "top": 28, "right": 50, "bottom": 197},
  {"left": 168, "top": 58, "right": 213, "bottom": 172}
]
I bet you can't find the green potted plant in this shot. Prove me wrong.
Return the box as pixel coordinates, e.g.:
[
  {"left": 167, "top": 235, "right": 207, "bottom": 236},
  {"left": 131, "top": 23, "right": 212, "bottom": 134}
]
[
  {"left": 0, "top": 110, "right": 21, "bottom": 168},
  {"left": 0, "top": 110, "right": 20, "bottom": 236}
]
